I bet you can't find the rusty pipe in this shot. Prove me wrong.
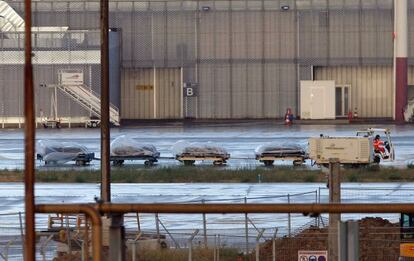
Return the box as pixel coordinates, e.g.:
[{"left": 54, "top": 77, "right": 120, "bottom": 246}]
[
  {"left": 98, "top": 203, "right": 414, "bottom": 214},
  {"left": 35, "top": 204, "right": 102, "bottom": 261},
  {"left": 24, "top": 0, "right": 35, "bottom": 260}
]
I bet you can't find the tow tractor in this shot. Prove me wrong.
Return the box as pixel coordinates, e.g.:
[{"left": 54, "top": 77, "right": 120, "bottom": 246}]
[
  {"left": 356, "top": 128, "right": 395, "bottom": 164},
  {"left": 308, "top": 128, "right": 394, "bottom": 167}
]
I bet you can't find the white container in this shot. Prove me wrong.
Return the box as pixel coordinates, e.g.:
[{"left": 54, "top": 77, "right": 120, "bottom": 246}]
[{"left": 300, "top": 80, "right": 335, "bottom": 119}]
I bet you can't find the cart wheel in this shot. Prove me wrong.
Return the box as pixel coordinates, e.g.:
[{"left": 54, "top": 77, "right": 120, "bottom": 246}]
[
  {"left": 75, "top": 160, "right": 84, "bottom": 166},
  {"left": 213, "top": 160, "right": 224, "bottom": 166},
  {"left": 56, "top": 122, "right": 61, "bottom": 129},
  {"left": 43, "top": 123, "right": 48, "bottom": 129},
  {"left": 91, "top": 122, "right": 97, "bottom": 128},
  {"left": 263, "top": 160, "right": 274, "bottom": 167},
  {"left": 373, "top": 155, "right": 381, "bottom": 164},
  {"left": 293, "top": 160, "right": 303, "bottom": 166},
  {"left": 183, "top": 160, "right": 195, "bottom": 166},
  {"left": 144, "top": 160, "right": 154, "bottom": 166},
  {"left": 113, "top": 160, "right": 124, "bottom": 167}
]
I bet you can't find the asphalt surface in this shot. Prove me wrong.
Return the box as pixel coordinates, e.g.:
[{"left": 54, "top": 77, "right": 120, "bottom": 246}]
[{"left": 0, "top": 123, "right": 413, "bottom": 169}]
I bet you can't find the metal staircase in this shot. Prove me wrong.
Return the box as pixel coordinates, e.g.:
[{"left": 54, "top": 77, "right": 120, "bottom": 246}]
[
  {"left": 56, "top": 84, "right": 120, "bottom": 126},
  {"left": 0, "top": 1, "right": 25, "bottom": 33}
]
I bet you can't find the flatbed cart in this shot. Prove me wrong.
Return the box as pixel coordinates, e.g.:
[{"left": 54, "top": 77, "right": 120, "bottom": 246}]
[
  {"left": 110, "top": 154, "right": 160, "bottom": 167},
  {"left": 256, "top": 154, "right": 308, "bottom": 166},
  {"left": 176, "top": 153, "right": 231, "bottom": 166},
  {"left": 37, "top": 152, "right": 95, "bottom": 166}
]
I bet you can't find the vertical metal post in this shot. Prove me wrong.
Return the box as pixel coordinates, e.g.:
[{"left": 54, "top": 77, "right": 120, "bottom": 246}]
[
  {"left": 109, "top": 214, "right": 125, "bottom": 261},
  {"left": 328, "top": 159, "right": 341, "bottom": 261},
  {"left": 255, "top": 229, "right": 265, "bottom": 261},
  {"left": 100, "top": 0, "right": 110, "bottom": 203},
  {"left": 66, "top": 215, "right": 72, "bottom": 255},
  {"left": 155, "top": 213, "right": 160, "bottom": 241},
  {"left": 287, "top": 194, "right": 291, "bottom": 237},
  {"left": 217, "top": 234, "right": 220, "bottom": 261},
  {"left": 188, "top": 229, "right": 199, "bottom": 261},
  {"left": 213, "top": 234, "right": 217, "bottom": 261},
  {"left": 84, "top": 217, "right": 89, "bottom": 261},
  {"left": 24, "top": 0, "right": 36, "bottom": 259},
  {"left": 244, "top": 197, "right": 249, "bottom": 256},
  {"left": 272, "top": 228, "right": 278, "bottom": 261},
  {"left": 18, "top": 212, "right": 25, "bottom": 260},
  {"left": 136, "top": 213, "right": 141, "bottom": 232},
  {"left": 202, "top": 200, "right": 208, "bottom": 248},
  {"left": 338, "top": 221, "right": 359, "bottom": 261}
]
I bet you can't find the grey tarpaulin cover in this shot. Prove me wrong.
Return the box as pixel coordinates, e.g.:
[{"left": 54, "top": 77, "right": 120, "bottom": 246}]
[
  {"left": 172, "top": 140, "right": 229, "bottom": 158},
  {"left": 36, "top": 140, "right": 90, "bottom": 163},
  {"left": 255, "top": 142, "right": 307, "bottom": 157},
  {"left": 110, "top": 135, "right": 160, "bottom": 157}
]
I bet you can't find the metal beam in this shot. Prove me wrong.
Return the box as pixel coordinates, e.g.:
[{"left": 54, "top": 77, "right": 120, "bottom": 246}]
[{"left": 23, "top": 0, "right": 35, "bottom": 260}]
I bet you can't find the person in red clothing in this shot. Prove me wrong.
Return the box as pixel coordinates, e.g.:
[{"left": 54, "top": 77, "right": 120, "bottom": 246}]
[{"left": 373, "top": 135, "right": 385, "bottom": 154}]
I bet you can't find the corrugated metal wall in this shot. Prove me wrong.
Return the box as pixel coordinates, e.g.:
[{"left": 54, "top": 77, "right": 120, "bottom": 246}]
[
  {"left": 121, "top": 68, "right": 182, "bottom": 119},
  {"left": 314, "top": 66, "right": 394, "bottom": 118},
  {"left": 4, "top": 0, "right": 412, "bottom": 120}
]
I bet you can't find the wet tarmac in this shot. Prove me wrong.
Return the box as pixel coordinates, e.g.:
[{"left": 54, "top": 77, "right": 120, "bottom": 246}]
[{"left": 0, "top": 123, "right": 413, "bottom": 169}]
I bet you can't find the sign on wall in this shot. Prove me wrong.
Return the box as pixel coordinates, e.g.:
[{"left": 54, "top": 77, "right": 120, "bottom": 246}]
[
  {"left": 298, "top": 250, "right": 328, "bottom": 261},
  {"left": 60, "top": 70, "right": 84, "bottom": 85},
  {"left": 183, "top": 82, "right": 198, "bottom": 97}
]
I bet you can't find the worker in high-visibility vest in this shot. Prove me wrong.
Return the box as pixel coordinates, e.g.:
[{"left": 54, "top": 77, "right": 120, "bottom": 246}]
[{"left": 373, "top": 135, "right": 385, "bottom": 154}]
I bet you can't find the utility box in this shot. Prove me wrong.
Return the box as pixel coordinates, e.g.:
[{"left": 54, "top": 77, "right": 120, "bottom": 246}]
[
  {"left": 309, "top": 136, "right": 374, "bottom": 164},
  {"left": 300, "top": 80, "right": 335, "bottom": 119}
]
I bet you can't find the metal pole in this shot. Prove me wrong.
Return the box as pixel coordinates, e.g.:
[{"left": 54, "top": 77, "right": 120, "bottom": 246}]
[
  {"left": 66, "top": 215, "right": 72, "bottom": 255},
  {"left": 272, "top": 228, "right": 278, "bottom": 261},
  {"left": 18, "top": 212, "right": 25, "bottom": 260},
  {"left": 255, "top": 229, "right": 265, "bottom": 261},
  {"left": 24, "top": 0, "right": 36, "bottom": 259},
  {"left": 244, "top": 197, "right": 249, "bottom": 257},
  {"left": 213, "top": 234, "right": 217, "bottom": 261},
  {"left": 217, "top": 234, "right": 220, "bottom": 261},
  {"left": 100, "top": 0, "right": 110, "bottom": 203},
  {"left": 155, "top": 213, "right": 160, "bottom": 241},
  {"left": 188, "top": 229, "right": 199, "bottom": 261},
  {"left": 136, "top": 213, "right": 141, "bottom": 232},
  {"left": 287, "top": 194, "right": 291, "bottom": 237},
  {"left": 202, "top": 199, "right": 208, "bottom": 248}
]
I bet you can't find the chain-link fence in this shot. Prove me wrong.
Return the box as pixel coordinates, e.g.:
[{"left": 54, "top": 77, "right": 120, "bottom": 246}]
[
  {"left": 2, "top": 186, "right": 414, "bottom": 260},
  {"left": 2, "top": 0, "right": 410, "bottom": 125}
]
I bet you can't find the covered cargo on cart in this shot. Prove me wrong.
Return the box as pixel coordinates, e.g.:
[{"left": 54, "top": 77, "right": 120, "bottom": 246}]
[
  {"left": 172, "top": 141, "right": 230, "bottom": 166},
  {"left": 110, "top": 135, "right": 160, "bottom": 166},
  {"left": 255, "top": 142, "right": 307, "bottom": 166},
  {"left": 36, "top": 140, "right": 94, "bottom": 166}
]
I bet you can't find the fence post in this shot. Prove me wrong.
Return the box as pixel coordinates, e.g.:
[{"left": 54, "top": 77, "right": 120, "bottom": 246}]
[
  {"left": 202, "top": 199, "right": 208, "bottom": 248},
  {"left": 244, "top": 197, "right": 249, "bottom": 256},
  {"left": 287, "top": 194, "right": 291, "bottom": 237},
  {"left": 255, "top": 229, "right": 265, "bottom": 261},
  {"left": 272, "top": 228, "right": 278, "bottom": 261},
  {"left": 155, "top": 213, "right": 160, "bottom": 241},
  {"left": 18, "top": 212, "right": 25, "bottom": 260},
  {"left": 66, "top": 215, "right": 72, "bottom": 255},
  {"left": 328, "top": 159, "right": 341, "bottom": 261},
  {"left": 217, "top": 234, "right": 220, "bottom": 261},
  {"left": 188, "top": 229, "right": 199, "bottom": 261},
  {"left": 136, "top": 213, "right": 141, "bottom": 232},
  {"left": 213, "top": 234, "right": 217, "bottom": 261}
]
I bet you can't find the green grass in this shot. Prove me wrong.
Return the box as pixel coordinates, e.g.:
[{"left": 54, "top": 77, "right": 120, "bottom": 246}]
[{"left": 0, "top": 166, "right": 413, "bottom": 183}]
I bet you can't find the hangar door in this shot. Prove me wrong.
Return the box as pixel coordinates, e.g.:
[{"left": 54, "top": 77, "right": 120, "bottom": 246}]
[{"left": 121, "top": 68, "right": 183, "bottom": 119}]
